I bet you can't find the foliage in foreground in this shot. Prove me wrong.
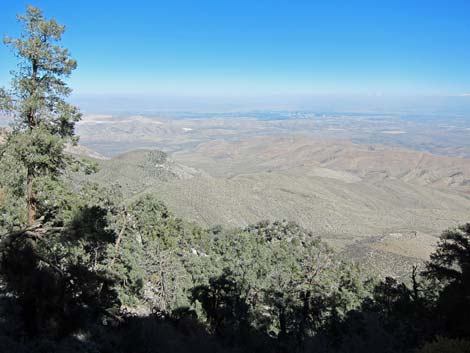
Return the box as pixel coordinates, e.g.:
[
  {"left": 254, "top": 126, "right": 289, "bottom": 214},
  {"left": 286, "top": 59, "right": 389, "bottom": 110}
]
[{"left": 0, "top": 181, "right": 470, "bottom": 353}]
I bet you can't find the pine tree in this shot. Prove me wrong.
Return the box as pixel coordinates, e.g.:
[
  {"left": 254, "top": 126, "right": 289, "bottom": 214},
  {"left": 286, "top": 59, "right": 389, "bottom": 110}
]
[
  {"left": 0, "top": 5, "right": 81, "bottom": 226},
  {"left": 0, "top": 6, "right": 115, "bottom": 336}
]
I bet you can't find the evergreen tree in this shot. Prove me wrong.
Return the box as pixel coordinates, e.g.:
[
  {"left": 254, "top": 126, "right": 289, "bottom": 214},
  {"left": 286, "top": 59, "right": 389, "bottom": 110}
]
[
  {"left": 423, "top": 224, "right": 470, "bottom": 337},
  {"left": 0, "top": 6, "right": 116, "bottom": 337},
  {"left": 0, "top": 5, "right": 81, "bottom": 226}
]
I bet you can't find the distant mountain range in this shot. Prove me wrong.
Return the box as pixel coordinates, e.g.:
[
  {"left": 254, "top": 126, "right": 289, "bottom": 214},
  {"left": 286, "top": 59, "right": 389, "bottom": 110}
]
[{"left": 68, "top": 135, "right": 470, "bottom": 278}]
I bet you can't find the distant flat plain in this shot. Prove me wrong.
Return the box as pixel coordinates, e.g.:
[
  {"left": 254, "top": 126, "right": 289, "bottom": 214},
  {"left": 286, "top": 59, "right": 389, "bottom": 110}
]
[{"left": 70, "top": 110, "right": 470, "bottom": 158}]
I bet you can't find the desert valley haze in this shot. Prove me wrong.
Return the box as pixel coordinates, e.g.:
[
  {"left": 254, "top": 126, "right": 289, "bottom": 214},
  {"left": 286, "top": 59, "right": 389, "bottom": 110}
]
[{"left": 1, "top": 2, "right": 470, "bottom": 353}]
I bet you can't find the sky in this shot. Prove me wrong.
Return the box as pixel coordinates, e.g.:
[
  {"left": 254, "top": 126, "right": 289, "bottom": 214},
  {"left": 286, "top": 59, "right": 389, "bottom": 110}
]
[{"left": 1, "top": 0, "right": 470, "bottom": 97}]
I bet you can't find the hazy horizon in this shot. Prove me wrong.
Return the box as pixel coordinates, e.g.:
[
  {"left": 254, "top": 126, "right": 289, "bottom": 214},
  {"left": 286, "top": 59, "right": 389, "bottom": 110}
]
[{"left": 68, "top": 93, "right": 470, "bottom": 115}]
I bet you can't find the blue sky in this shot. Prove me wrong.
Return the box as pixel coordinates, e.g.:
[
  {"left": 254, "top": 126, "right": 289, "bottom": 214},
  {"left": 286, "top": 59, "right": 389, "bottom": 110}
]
[{"left": 1, "top": 0, "right": 470, "bottom": 97}]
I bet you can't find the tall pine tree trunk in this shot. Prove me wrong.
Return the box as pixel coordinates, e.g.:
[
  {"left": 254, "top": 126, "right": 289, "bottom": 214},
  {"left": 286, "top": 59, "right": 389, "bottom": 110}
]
[{"left": 26, "top": 168, "right": 36, "bottom": 225}]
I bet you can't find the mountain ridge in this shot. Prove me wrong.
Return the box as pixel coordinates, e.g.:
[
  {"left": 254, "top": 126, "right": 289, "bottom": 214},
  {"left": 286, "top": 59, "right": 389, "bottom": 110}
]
[{"left": 11, "top": 133, "right": 469, "bottom": 278}]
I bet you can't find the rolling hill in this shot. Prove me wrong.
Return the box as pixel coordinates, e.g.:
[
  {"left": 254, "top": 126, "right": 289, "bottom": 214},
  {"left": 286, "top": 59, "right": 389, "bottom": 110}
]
[
  {"left": 84, "top": 149, "right": 204, "bottom": 196},
  {"left": 75, "top": 136, "right": 470, "bottom": 278}
]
